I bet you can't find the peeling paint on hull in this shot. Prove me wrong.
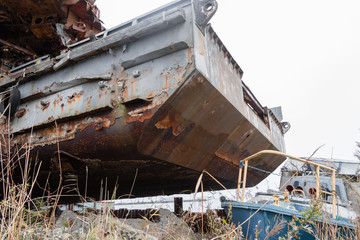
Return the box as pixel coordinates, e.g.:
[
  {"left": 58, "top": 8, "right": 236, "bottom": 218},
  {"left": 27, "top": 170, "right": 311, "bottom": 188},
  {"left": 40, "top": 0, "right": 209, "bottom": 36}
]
[{"left": 1, "top": 0, "right": 288, "bottom": 200}]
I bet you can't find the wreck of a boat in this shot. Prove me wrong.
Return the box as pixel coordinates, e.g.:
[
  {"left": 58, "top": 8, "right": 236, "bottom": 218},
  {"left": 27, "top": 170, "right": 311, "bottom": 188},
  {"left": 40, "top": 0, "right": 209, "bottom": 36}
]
[
  {"left": 0, "top": 0, "right": 290, "bottom": 200},
  {"left": 222, "top": 151, "right": 356, "bottom": 240}
]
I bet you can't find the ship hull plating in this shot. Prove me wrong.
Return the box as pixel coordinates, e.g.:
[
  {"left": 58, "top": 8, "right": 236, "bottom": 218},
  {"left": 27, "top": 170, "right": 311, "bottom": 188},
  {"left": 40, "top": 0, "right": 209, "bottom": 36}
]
[{"left": 0, "top": 0, "right": 287, "bottom": 199}]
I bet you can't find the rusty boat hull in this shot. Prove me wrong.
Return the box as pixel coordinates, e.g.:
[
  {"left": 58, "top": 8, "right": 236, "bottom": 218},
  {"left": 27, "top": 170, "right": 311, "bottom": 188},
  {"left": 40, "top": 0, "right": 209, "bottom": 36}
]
[{"left": 0, "top": 0, "right": 288, "bottom": 199}]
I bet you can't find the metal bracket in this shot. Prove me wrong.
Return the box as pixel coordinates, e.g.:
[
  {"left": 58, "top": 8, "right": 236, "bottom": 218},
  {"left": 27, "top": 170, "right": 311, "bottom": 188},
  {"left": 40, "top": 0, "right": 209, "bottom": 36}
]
[
  {"left": 239, "top": 162, "right": 245, "bottom": 169},
  {"left": 281, "top": 122, "right": 291, "bottom": 134},
  {"left": 194, "top": 0, "right": 218, "bottom": 31}
]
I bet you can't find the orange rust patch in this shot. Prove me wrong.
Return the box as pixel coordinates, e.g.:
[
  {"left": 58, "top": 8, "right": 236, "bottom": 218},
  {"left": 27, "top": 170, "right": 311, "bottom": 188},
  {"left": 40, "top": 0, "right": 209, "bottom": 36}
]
[
  {"left": 98, "top": 91, "right": 103, "bottom": 103},
  {"left": 13, "top": 115, "right": 115, "bottom": 147},
  {"left": 93, "top": 117, "right": 111, "bottom": 130},
  {"left": 121, "top": 86, "right": 128, "bottom": 101},
  {"left": 67, "top": 91, "right": 83, "bottom": 104},
  {"left": 146, "top": 91, "right": 155, "bottom": 99},
  {"left": 155, "top": 115, "right": 171, "bottom": 129},
  {"left": 104, "top": 91, "right": 107, "bottom": 103},
  {"left": 165, "top": 75, "right": 169, "bottom": 89},
  {"left": 155, "top": 112, "right": 188, "bottom": 136},
  {"left": 40, "top": 101, "right": 50, "bottom": 111},
  {"left": 87, "top": 96, "right": 93, "bottom": 110},
  {"left": 15, "top": 108, "right": 26, "bottom": 118},
  {"left": 127, "top": 110, "right": 153, "bottom": 123},
  {"left": 127, "top": 102, "right": 154, "bottom": 123},
  {"left": 52, "top": 95, "right": 62, "bottom": 110},
  {"left": 126, "top": 92, "right": 168, "bottom": 124}
]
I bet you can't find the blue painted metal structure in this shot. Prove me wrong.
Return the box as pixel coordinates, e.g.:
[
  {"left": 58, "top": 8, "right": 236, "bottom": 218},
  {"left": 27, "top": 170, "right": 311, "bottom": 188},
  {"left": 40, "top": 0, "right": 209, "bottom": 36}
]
[{"left": 222, "top": 200, "right": 355, "bottom": 240}]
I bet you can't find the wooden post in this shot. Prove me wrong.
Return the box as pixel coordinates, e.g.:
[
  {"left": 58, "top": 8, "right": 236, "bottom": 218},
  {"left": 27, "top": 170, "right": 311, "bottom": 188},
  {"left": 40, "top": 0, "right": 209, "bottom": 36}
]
[
  {"left": 174, "top": 197, "right": 183, "bottom": 216},
  {"left": 332, "top": 170, "right": 336, "bottom": 219},
  {"left": 316, "top": 166, "right": 320, "bottom": 200},
  {"left": 241, "top": 160, "right": 248, "bottom": 203},
  {"left": 236, "top": 167, "right": 243, "bottom": 202}
]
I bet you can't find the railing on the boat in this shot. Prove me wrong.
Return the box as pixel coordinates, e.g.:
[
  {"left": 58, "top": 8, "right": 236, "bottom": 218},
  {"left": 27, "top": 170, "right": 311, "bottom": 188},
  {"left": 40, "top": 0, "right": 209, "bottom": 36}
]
[{"left": 235, "top": 150, "right": 337, "bottom": 219}]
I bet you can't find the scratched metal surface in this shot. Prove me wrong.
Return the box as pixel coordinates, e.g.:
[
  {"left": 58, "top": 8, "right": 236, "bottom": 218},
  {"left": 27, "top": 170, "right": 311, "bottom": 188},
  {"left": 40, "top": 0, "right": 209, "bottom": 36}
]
[{"left": 0, "top": 0, "right": 288, "bottom": 199}]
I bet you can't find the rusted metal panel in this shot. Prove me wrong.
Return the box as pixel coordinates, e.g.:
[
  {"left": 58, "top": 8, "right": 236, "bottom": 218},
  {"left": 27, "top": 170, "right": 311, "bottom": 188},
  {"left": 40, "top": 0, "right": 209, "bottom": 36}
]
[
  {"left": 193, "top": 23, "right": 286, "bottom": 171},
  {"left": 0, "top": 0, "right": 289, "bottom": 199},
  {"left": 137, "top": 71, "right": 284, "bottom": 186},
  {"left": 120, "top": 49, "right": 191, "bottom": 103},
  {"left": 0, "top": 0, "right": 104, "bottom": 71},
  {"left": 12, "top": 81, "right": 114, "bottom": 133}
]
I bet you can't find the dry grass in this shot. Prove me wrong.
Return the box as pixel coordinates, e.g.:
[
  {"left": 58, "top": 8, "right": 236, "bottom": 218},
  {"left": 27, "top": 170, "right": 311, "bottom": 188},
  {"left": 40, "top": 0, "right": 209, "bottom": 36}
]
[
  {"left": 0, "top": 118, "right": 43, "bottom": 239},
  {"left": 311, "top": 213, "right": 360, "bottom": 240},
  {"left": 0, "top": 116, "right": 359, "bottom": 239}
]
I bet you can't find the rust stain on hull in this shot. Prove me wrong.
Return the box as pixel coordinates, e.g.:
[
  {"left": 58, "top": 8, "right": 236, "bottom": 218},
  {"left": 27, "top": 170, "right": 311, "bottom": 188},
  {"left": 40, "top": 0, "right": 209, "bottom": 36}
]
[
  {"left": 9, "top": 70, "right": 285, "bottom": 199},
  {"left": 155, "top": 113, "right": 190, "bottom": 136},
  {"left": 138, "top": 71, "right": 286, "bottom": 187},
  {"left": 1, "top": 0, "right": 288, "bottom": 201}
]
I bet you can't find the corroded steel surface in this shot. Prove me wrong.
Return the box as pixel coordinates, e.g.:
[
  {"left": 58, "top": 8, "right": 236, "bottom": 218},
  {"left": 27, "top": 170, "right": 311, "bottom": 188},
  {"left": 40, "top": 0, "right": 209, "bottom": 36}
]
[
  {"left": 0, "top": 0, "right": 104, "bottom": 72},
  {"left": 0, "top": 0, "right": 289, "bottom": 200}
]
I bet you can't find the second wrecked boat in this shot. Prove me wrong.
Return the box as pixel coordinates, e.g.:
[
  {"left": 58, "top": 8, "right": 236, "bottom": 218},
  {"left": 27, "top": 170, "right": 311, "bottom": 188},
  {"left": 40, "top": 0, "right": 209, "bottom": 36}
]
[{"left": 0, "top": 0, "right": 290, "bottom": 199}]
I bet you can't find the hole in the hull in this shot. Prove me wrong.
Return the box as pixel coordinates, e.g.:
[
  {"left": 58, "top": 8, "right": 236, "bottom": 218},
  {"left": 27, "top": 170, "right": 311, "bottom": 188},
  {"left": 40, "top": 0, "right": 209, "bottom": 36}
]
[
  {"left": 46, "top": 16, "right": 54, "bottom": 23},
  {"left": 35, "top": 17, "right": 42, "bottom": 24},
  {"left": 204, "top": 3, "right": 214, "bottom": 12}
]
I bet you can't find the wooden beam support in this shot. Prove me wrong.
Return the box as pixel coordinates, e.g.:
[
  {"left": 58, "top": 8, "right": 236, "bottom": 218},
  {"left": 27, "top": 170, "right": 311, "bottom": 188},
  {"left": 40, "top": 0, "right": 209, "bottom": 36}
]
[{"left": 0, "top": 38, "right": 37, "bottom": 58}]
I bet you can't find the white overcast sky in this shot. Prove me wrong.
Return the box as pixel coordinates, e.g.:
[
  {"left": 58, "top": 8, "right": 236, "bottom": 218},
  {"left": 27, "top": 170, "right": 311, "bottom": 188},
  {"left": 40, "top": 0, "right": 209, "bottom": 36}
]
[{"left": 97, "top": 0, "right": 360, "bottom": 161}]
